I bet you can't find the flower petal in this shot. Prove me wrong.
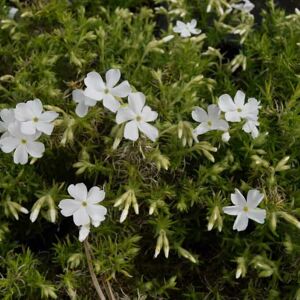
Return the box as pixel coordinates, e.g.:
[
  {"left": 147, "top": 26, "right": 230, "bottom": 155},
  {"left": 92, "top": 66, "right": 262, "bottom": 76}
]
[
  {"left": 218, "top": 94, "right": 236, "bottom": 112},
  {"left": 15, "top": 103, "right": 32, "bottom": 121},
  {"left": 84, "top": 71, "right": 105, "bottom": 90},
  {"left": 189, "top": 19, "right": 197, "bottom": 27},
  {"left": 207, "top": 104, "right": 220, "bottom": 119},
  {"left": 72, "top": 89, "right": 84, "bottom": 103},
  {"left": 141, "top": 106, "right": 158, "bottom": 122},
  {"left": 247, "top": 208, "right": 266, "bottom": 224},
  {"left": 73, "top": 207, "right": 90, "bottom": 226},
  {"left": 20, "top": 121, "right": 36, "bottom": 135},
  {"left": 175, "top": 21, "right": 186, "bottom": 30},
  {"left": 68, "top": 183, "right": 88, "bottom": 201},
  {"left": 75, "top": 102, "right": 89, "bottom": 117},
  {"left": 192, "top": 107, "right": 208, "bottom": 123},
  {"left": 79, "top": 225, "right": 90, "bottom": 242},
  {"left": 86, "top": 204, "right": 107, "bottom": 220},
  {"left": 223, "top": 206, "right": 240, "bottom": 216},
  {"left": 87, "top": 187, "right": 105, "bottom": 204},
  {"left": 213, "top": 119, "right": 229, "bottom": 131},
  {"left": 103, "top": 94, "right": 120, "bottom": 113},
  {"left": 0, "top": 136, "right": 19, "bottom": 152},
  {"left": 27, "top": 99, "right": 43, "bottom": 116},
  {"left": 194, "top": 123, "right": 210, "bottom": 135},
  {"left": 234, "top": 90, "right": 245, "bottom": 107},
  {"left": 180, "top": 29, "right": 191, "bottom": 37},
  {"left": 105, "top": 69, "right": 121, "bottom": 88},
  {"left": 247, "top": 189, "right": 264, "bottom": 208},
  {"left": 231, "top": 189, "right": 247, "bottom": 206},
  {"left": 59, "top": 199, "right": 81, "bottom": 216},
  {"left": 26, "top": 141, "right": 45, "bottom": 158},
  {"left": 189, "top": 28, "right": 201, "bottom": 35},
  {"left": 138, "top": 121, "right": 159, "bottom": 141},
  {"left": 111, "top": 81, "right": 131, "bottom": 98},
  {"left": 84, "top": 87, "right": 104, "bottom": 101},
  {"left": 0, "top": 108, "right": 15, "bottom": 124},
  {"left": 40, "top": 111, "right": 58, "bottom": 122},
  {"left": 37, "top": 122, "right": 54, "bottom": 135},
  {"left": 233, "top": 213, "right": 249, "bottom": 231},
  {"left": 225, "top": 111, "right": 241, "bottom": 122},
  {"left": 14, "top": 145, "right": 28, "bottom": 164},
  {"left": 116, "top": 107, "right": 135, "bottom": 124},
  {"left": 128, "top": 92, "right": 145, "bottom": 115},
  {"left": 124, "top": 120, "right": 139, "bottom": 141}
]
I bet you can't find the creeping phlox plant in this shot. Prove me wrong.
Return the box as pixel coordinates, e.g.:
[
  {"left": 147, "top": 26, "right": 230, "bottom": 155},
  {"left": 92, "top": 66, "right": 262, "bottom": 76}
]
[
  {"left": 0, "top": 100, "right": 58, "bottom": 164},
  {"left": 1, "top": 0, "right": 300, "bottom": 299}
]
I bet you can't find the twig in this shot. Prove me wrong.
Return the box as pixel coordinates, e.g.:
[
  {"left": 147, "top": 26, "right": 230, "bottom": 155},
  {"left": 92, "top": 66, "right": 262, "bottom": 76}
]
[{"left": 84, "top": 240, "right": 106, "bottom": 300}]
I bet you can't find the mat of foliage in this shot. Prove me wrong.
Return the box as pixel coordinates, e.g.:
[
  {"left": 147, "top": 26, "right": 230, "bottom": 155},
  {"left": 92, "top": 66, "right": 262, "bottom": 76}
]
[{"left": 0, "top": 0, "right": 300, "bottom": 299}]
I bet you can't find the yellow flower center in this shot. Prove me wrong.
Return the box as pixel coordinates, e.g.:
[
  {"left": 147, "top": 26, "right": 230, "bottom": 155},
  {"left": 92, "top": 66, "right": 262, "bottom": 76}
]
[
  {"left": 207, "top": 121, "right": 212, "bottom": 127},
  {"left": 104, "top": 88, "right": 109, "bottom": 94},
  {"left": 21, "top": 139, "right": 27, "bottom": 144},
  {"left": 136, "top": 115, "right": 142, "bottom": 122},
  {"left": 243, "top": 206, "right": 249, "bottom": 212},
  {"left": 82, "top": 201, "right": 87, "bottom": 207},
  {"left": 33, "top": 117, "right": 39, "bottom": 123},
  {"left": 237, "top": 108, "right": 242, "bottom": 112}
]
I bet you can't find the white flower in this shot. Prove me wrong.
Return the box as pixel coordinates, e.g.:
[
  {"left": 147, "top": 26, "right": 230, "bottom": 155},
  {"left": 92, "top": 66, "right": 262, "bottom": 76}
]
[
  {"left": 8, "top": 7, "right": 18, "bottom": 19},
  {"left": 84, "top": 69, "right": 131, "bottom": 113},
  {"left": 192, "top": 104, "right": 229, "bottom": 136},
  {"left": 15, "top": 99, "right": 59, "bottom": 135},
  {"left": 0, "top": 108, "right": 16, "bottom": 135},
  {"left": 116, "top": 92, "right": 159, "bottom": 142},
  {"left": 232, "top": 0, "right": 255, "bottom": 13},
  {"left": 223, "top": 189, "right": 266, "bottom": 231},
  {"left": 72, "top": 89, "right": 97, "bottom": 117},
  {"left": 173, "top": 19, "right": 201, "bottom": 37},
  {"left": 0, "top": 123, "right": 45, "bottom": 164},
  {"left": 59, "top": 183, "right": 107, "bottom": 227},
  {"left": 218, "top": 90, "right": 260, "bottom": 122},
  {"left": 242, "top": 119, "right": 259, "bottom": 138}
]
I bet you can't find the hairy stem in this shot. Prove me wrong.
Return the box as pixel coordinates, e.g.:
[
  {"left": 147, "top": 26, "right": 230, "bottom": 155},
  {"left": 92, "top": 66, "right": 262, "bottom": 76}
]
[{"left": 84, "top": 240, "right": 106, "bottom": 300}]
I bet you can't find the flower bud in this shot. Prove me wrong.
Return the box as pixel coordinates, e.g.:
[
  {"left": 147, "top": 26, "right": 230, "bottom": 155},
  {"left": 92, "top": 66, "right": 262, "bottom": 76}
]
[
  {"left": 178, "top": 247, "right": 197, "bottom": 263},
  {"left": 162, "top": 231, "right": 169, "bottom": 258},
  {"left": 154, "top": 234, "right": 163, "bottom": 258}
]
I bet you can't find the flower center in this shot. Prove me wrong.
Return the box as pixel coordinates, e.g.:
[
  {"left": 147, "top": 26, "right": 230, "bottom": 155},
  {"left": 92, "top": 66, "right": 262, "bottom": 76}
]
[
  {"left": 82, "top": 201, "right": 87, "bottom": 207},
  {"left": 136, "top": 115, "right": 142, "bottom": 122},
  {"left": 237, "top": 108, "right": 242, "bottom": 113},
  {"left": 207, "top": 121, "right": 212, "bottom": 127},
  {"left": 33, "top": 117, "right": 39, "bottom": 123},
  {"left": 243, "top": 206, "right": 249, "bottom": 212},
  {"left": 104, "top": 88, "right": 109, "bottom": 94},
  {"left": 21, "top": 139, "right": 27, "bottom": 144}
]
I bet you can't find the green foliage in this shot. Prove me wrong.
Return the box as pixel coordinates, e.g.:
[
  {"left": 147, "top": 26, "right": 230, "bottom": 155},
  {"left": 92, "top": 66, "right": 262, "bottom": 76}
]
[{"left": 0, "top": 0, "right": 300, "bottom": 299}]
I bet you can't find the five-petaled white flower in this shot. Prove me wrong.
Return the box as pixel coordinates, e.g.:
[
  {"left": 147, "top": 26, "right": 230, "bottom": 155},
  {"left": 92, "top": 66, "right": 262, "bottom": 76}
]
[
  {"left": 72, "top": 89, "right": 97, "bottom": 117},
  {"left": 192, "top": 104, "right": 229, "bottom": 136},
  {"left": 232, "top": 0, "right": 255, "bottom": 13},
  {"left": 84, "top": 69, "right": 131, "bottom": 113},
  {"left": 173, "top": 19, "right": 201, "bottom": 37},
  {"left": 218, "top": 90, "right": 260, "bottom": 123},
  {"left": 116, "top": 92, "right": 159, "bottom": 142},
  {"left": 0, "top": 123, "right": 45, "bottom": 165},
  {"left": 59, "top": 183, "right": 107, "bottom": 227},
  {"left": 15, "top": 99, "right": 58, "bottom": 135},
  {"left": 223, "top": 189, "right": 266, "bottom": 231}
]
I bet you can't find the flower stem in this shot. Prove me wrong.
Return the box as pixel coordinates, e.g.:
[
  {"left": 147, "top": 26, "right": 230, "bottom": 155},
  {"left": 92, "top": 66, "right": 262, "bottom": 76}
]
[{"left": 84, "top": 240, "right": 106, "bottom": 300}]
